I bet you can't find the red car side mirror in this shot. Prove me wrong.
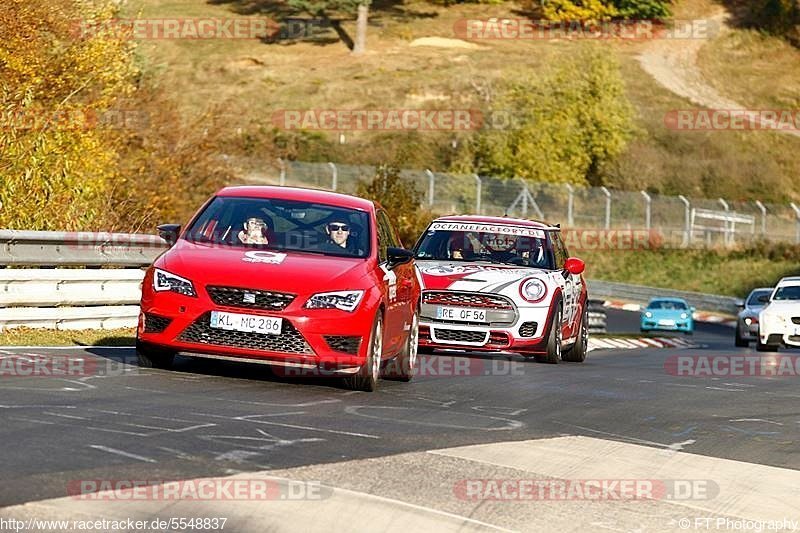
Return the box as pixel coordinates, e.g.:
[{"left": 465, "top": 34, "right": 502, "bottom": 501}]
[{"left": 565, "top": 257, "right": 585, "bottom": 275}]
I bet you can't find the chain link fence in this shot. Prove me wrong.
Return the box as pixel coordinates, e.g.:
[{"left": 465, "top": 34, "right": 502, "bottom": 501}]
[{"left": 251, "top": 160, "right": 800, "bottom": 248}]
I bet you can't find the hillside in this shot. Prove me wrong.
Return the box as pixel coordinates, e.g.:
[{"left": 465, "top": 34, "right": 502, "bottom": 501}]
[{"left": 126, "top": 0, "right": 800, "bottom": 203}]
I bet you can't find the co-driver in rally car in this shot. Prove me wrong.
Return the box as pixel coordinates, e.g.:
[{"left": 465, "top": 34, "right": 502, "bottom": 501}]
[{"left": 413, "top": 215, "right": 588, "bottom": 363}]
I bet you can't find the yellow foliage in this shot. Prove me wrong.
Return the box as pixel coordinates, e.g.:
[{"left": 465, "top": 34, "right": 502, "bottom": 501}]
[{"left": 541, "top": 0, "right": 619, "bottom": 22}]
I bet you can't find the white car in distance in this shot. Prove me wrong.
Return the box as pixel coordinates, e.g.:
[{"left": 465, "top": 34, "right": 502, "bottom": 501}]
[{"left": 758, "top": 277, "right": 800, "bottom": 352}]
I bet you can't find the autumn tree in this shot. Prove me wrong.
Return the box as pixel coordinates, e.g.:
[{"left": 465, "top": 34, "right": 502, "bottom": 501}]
[{"left": 456, "top": 47, "right": 635, "bottom": 187}]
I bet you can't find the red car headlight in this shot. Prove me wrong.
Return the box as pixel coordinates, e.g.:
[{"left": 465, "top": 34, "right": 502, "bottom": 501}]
[
  {"left": 304, "top": 290, "right": 364, "bottom": 312},
  {"left": 153, "top": 268, "right": 197, "bottom": 297}
]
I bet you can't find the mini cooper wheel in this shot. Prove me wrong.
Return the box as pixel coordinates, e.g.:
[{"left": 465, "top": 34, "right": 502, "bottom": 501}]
[
  {"left": 562, "top": 306, "right": 588, "bottom": 363},
  {"left": 384, "top": 308, "right": 419, "bottom": 382},
  {"left": 136, "top": 340, "right": 175, "bottom": 369},
  {"left": 535, "top": 305, "right": 562, "bottom": 364},
  {"left": 344, "top": 312, "right": 383, "bottom": 392}
]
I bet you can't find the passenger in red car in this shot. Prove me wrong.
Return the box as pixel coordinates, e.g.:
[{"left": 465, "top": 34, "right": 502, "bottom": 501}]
[{"left": 238, "top": 216, "right": 270, "bottom": 245}]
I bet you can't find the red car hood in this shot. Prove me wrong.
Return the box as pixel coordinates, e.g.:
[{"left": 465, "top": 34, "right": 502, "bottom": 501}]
[
  {"left": 416, "top": 260, "right": 546, "bottom": 292},
  {"left": 158, "top": 240, "right": 369, "bottom": 295}
]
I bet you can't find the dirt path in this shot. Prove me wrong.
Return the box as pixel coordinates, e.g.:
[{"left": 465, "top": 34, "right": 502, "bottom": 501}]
[{"left": 637, "top": 9, "right": 800, "bottom": 137}]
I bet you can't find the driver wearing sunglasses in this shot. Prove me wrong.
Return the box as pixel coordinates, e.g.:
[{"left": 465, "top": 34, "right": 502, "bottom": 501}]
[
  {"left": 325, "top": 221, "right": 351, "bottom": 248},
  {"left": 322, "top": 219, "right": 361, "bottom": 255}
]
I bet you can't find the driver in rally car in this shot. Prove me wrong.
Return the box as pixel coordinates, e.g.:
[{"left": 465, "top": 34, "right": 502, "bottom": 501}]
[{"left": 448, "top": 231, "right": 475, "bottom": 260}]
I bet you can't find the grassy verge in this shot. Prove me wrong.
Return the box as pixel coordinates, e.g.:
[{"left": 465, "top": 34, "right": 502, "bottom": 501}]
[
  {"left": 582, "top": 247, "right": 800, "bottom": 297},
  {"left": 0, "top": 328, "right": 135, "bottom": 347}
]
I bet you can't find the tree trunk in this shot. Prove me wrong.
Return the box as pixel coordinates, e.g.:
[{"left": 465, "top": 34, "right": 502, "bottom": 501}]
[{"left": 352, "top": 3, "right": 368, "bottom": 54}]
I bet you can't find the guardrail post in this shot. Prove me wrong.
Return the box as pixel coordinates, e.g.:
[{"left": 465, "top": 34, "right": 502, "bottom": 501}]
[
  {"left": 600, "top": 187, "right": 611, "bottom": 229},
  {"left": 328, "top": 162, "right": 338, "bottom": 191},
  {"left": 473, "top": 174, "right": 482, "bottom": 214},
  {"left": 641, "top": 191, "right": 651, "bottom": 230},
  {"left": 277, "top": 158, "right": 286, "bottom": 186},
  {"left": 718, "top": 198, "right": 731, "bottom": 246},
  {"left": 754, "top": 200, "right": 767, "bottom": 237},
  {"left": 791, "top": 203, "right": 800, "bottom": 244},
  {"left": 678, "top": 195, "right": 691, "bottom": 247},
  {"left": 565, "top": 184, "right": 574, "bottom": 226},
  {"left": 425, "top": 169, "right": 435, "bottom": 207}
]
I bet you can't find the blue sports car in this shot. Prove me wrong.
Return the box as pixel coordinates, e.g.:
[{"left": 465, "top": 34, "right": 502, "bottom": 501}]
[{"left": 640, "top": 298, "right": 694, "bottom": 335}]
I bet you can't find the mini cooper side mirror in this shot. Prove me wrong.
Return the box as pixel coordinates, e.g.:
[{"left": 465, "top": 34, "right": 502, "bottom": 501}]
[
  {"left": 564, "top": 257, "right": 585, "bottom": 275},
  {"left": 387, "top": 247, "right": 413, "bottom": 268},
  {"left": 157, "top": 224, "right": 181, "bottom": 247}
]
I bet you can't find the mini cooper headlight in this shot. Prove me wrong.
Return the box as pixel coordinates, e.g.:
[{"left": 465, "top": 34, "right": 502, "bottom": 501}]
[
  {"left": 645, "top": 311, "right": 653, "bottom": 318},
  {"left": 681, "top": 312, "right": 689, "bottom": 319},
  {"left": 305, "top": 290, "right": 364, "bottom": 312},
  {"left": 153, "top": 268, "right": 196, "bottom": 297},
  {"left": 519, "top": 278, "right": 547, "bottom": 303}
]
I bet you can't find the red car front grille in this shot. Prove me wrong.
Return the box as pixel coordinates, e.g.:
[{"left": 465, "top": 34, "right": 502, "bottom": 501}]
[{"left": 423, "top": 291, "right": 513, "bottom": 310}]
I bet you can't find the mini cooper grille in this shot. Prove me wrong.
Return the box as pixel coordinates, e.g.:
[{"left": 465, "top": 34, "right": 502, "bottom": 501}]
[
  {"left": 434, "top": 328, "right": 488, "bottom": 344},
  {"left": 423, "top": 291, "right": 513, "bottom": 310},
  {"left": 144, "top": 313, "right": 172, "bottom": 333},
  {"left": 791, "top": 317, "right": 800, "bottom": 325},
  {"left": 324, "top": 335, "right": 362, "bottom": 354},
  {"left": 519, "top": 321, "right": 538, "bottom": 337},
  {"left": 178, "top": 312, "right": 312, "bottom": 354},
  {"left": 206, "top": 286, "right": 295, "bottom": 311}
]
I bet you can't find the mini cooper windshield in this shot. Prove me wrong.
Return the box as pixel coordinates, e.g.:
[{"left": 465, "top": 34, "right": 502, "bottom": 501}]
[
  {"left": 185, "top": 196, "right": 371, "bottom": 258},
  {"left": 414, "top": 225, "right": 555, "bottom": 269}
]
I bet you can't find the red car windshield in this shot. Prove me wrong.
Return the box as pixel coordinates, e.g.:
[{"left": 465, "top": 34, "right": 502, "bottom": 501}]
[{"left": 184, "top": 196, "right": 371, "bottom": 258}]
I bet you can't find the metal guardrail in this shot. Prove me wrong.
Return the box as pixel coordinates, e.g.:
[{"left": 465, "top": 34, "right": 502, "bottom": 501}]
[
  {"left": 0, "top": 232, "right": 164, "bottom": 330},
  {"left": 0, "top": 231, "right": 737, "bottom": 330},
  {"left": 0, "top": 230, "right": 166, "bottom": 267},
  {"left": 587, "top": 280, "right": 739, "bottom": 316}
]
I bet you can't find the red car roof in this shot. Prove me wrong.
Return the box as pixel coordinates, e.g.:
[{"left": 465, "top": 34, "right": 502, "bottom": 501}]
[
  {"left": 434, "top": 214, "right": 555, "bottom": 229},
  {"left": 217, "top": 186, "right": 376, "bottom": 211}
]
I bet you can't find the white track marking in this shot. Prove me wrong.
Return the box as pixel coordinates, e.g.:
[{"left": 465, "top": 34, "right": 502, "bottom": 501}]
[{"left": 88, "top": 445, "right": 157, "bottom": 463}]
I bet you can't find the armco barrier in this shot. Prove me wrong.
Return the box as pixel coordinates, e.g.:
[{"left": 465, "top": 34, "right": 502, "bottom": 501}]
[
  {"left": 0, "top": 231, "right": 165, "bottom": 330},
  {"left": 586, "top": 280, "right": 739, "bottom": 316},
  {"left": 0, "top": 231, "right": 737, "bottom": 330},
  {"left": 0, "top": 230, "right": 165, "bottom": 267}
]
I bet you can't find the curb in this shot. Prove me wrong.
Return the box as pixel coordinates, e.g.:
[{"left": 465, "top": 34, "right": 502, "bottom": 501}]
[
  {"left": 588, "top": 335, "right": 696, "bottom": 352},
  {"left": 601, "top": 300, "right": 737, "bottom": 327}
]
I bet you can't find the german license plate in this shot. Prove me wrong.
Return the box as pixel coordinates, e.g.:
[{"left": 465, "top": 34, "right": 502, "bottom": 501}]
[
  {"left": 658, "top": 319, "right": 676, "bottom": 326},
  {"left": 436, "top": 306, "right": 487, "bottom": 322},
  {"left": 210, "top": 311, "right": 282, "bottom": 335}
]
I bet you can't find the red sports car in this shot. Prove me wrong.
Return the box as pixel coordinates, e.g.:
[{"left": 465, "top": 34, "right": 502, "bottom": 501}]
[{"left": 137, "top": 186, "right": 420, "bottom": 391}]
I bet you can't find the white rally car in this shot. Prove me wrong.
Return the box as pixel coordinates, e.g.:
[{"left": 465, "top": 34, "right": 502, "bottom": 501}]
[
  {"left": 758, "top": 276, "right": 800, "bottom": 351},
  {"left": 412, "top": 215, "right": 589, "bottom": 363}
]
